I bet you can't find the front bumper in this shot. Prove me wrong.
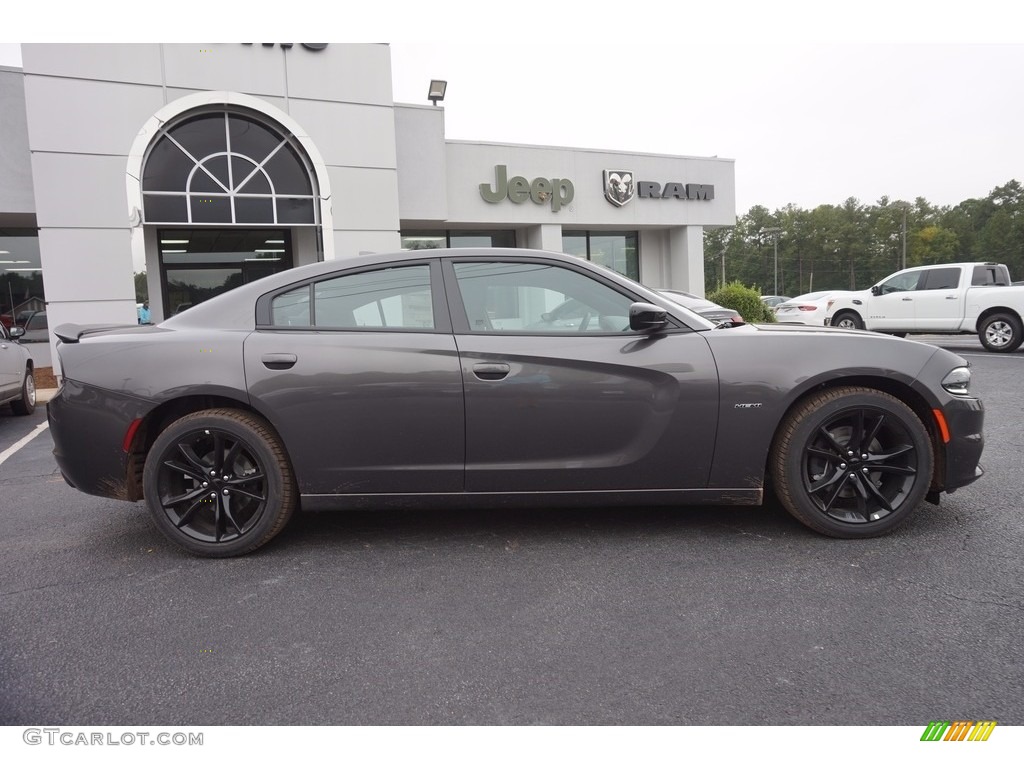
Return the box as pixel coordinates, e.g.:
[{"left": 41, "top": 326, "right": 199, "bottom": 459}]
[{"left": 939, "top": 394, "right": 985, "bottom": 493}]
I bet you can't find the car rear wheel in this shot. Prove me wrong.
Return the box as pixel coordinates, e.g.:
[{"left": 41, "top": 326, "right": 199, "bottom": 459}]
[
  {"left": 978, "top": 313, "right": 1023, "bottom": 352},
  {"left": 11, "top": 369, "right": 35, "bottom": 416},
  {"left": 142, "top": 409, "right": 297, "bottom": 557},
  {"left": 770, "top": 387, "right": 933, "bottom": 538},
  {"left": 831, "top": 311, "right": 863, "bottom": 330}
]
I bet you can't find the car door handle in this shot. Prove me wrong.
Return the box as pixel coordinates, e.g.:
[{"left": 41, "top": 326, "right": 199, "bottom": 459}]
[
  {"left": 262, "top": 353, "right": 297, "bottom": 370},
  {"left": 945, "top": 295, "right": 958, "bottom": 299},
  {"left": 472, "top": 362, "right": 510, "bottom": 380},
  {"left": 902, "top": 297, "right": 913, "bottom": 301}
]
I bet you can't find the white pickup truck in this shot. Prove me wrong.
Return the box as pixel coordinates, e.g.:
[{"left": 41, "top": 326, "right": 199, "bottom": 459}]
[{"left": 824, "top": 262, "right": 1024, "bottom": 352}]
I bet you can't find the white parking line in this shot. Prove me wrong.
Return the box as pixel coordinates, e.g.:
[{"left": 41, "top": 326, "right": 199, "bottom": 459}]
[{"left": 0, "top": 421, "right": 50, "bottom": 467}]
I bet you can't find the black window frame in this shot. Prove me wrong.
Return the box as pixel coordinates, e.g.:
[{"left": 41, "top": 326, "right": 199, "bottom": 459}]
[{"left": 256, "top": 259, "right": 452, "bottom": 334}]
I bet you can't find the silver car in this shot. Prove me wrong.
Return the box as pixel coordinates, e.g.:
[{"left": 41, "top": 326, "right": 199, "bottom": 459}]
[{"left": 0, "top": 323, "right": 35, "bottom": 415}]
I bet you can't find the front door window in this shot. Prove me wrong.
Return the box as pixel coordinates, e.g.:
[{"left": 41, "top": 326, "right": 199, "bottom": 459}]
[{"left": 451, "top": 261, "right": 634, "bottom": 334}]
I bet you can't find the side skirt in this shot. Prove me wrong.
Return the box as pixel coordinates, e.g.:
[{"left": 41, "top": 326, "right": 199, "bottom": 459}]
[{"left": 300, "top": 488, "right": 763, "bottom": 512}]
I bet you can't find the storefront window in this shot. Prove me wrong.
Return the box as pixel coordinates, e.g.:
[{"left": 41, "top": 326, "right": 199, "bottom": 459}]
[
  {"left": 400, "top": 230, "right": 516, "bottom": 250},
  {"left": 159, "top": 228, "right": 294, "bottom": 315},
  {"left": 562, "top": 231, "right": 639, "bottom": 281},
  {"left": 0, "top": 230, "right": 44, "bottom": 331},
  {"left": 143, "top": 111, "right": 318, "bottom": 226}
]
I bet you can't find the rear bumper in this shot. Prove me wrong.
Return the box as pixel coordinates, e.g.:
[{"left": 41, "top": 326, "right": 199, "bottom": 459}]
[{"left": 47, "top": 379, "right": 155, "bottom": 500}]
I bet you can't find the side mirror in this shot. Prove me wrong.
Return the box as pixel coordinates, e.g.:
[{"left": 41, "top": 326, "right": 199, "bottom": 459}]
[
  {"left": 9, "top": 326, "right": 25, "bottom": 340},
  {"left": 629, "top": 302, "right": 669, "bottom": 333},
  {"left": 870, "top": 285, "right": 882, "bottom": 296}
]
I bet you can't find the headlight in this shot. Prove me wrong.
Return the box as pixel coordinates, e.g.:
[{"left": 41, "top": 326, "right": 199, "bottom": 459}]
[{"left": 941, "top": 366, "right": 971, "bottom": 396}]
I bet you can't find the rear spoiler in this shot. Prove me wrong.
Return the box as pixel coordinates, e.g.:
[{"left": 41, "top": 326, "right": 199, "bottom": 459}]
[{"left": 54, "top": 323, "right": 140, "bottom": 344}]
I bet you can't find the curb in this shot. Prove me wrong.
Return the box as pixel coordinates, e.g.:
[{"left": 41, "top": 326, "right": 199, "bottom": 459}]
[{"left": 36, "top": 388, "right": 58, "bottom": 405}]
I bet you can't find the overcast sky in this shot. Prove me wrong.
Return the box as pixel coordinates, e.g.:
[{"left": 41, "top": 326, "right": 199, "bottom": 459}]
[{"left": 3, "top": 3, "right": 1023, "bottom": 214}]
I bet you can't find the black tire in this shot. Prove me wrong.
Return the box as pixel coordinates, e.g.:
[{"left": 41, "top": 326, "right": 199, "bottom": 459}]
[
  {"left": 142, "top": 408, "right": 297, "bottom": 557},
  {"left": 832, "top": 311, "right": 864, "bottom": 330},
  {"left": 770, "top": 387, "right": 933, "bottom": 538},
  {"left": 978, "top": 313, "right": 1023, "bottom": 352},
  {"left": 11, "top": 368, "right": 36, "bottom": 416}
]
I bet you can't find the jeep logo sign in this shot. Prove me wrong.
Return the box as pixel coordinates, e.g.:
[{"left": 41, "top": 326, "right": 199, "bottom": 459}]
[{"left": 480, "top": 165, "right": 574, "bottom": 212}]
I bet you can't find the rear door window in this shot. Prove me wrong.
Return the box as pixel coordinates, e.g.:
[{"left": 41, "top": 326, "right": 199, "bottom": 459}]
[{"left": 269, "top": 264, "right": 435, "bottom": 330}]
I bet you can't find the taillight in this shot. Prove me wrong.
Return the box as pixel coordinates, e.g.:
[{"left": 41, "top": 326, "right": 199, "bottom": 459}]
[
  {"left": 122, "top": 418, "right": 143, "bottom": 453},
  {"left": 797, "top": 305, "right": 818, "bottom": 311}
]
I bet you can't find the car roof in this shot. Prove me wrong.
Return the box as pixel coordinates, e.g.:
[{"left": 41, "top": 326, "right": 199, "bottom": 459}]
[
  {"left": 162, "top": 248, "right": 714, "bottom": 332},
  {"left": 785, "top": 291, "right": 836, "bottom": 302}
]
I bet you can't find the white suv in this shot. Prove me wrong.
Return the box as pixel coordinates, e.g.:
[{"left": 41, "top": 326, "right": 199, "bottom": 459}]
[{"left": 0, "top": 323, "right": 35, "bottom": 415}]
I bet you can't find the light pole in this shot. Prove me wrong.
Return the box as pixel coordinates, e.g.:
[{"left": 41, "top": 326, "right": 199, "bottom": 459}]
[
  {"left": 719, "top": 249, "right": 726, "bottom": 287},
  {"left": 761, "top": 227, "right": 782, "bottom": 295},
  {"left": 892, "top": 202, "right": 910, "bottom": 270}
]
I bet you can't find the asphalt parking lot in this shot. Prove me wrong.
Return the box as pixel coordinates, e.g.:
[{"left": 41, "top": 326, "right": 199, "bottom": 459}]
[{"left": 0, "top": 335, "right": 1021, "bottom": 726}]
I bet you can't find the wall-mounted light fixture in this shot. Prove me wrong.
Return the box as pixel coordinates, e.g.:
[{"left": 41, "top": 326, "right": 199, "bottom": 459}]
[{"left": 428, "top": 79, "right": 447, "bottom": 106}]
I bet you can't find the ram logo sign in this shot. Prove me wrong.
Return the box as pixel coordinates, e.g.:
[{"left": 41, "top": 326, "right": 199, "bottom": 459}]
[
  {"left": 603, "top": 170, "right": 635, "bottom": 207},
  {"left": 602, "top": 170, "right": 714, "bottom": 206}
]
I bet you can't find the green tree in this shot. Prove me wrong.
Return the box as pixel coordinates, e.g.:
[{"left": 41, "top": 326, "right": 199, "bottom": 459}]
[
  {"left": 911, "top": 226, "right": 960, "bottom": 265},
  {"left": 709, "top": 281, "right": 776, "bottom": 323}
]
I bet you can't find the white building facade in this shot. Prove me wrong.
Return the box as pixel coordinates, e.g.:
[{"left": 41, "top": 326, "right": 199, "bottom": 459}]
[{"left": 0, "top": 43, "right": 736, "bottom": 371}]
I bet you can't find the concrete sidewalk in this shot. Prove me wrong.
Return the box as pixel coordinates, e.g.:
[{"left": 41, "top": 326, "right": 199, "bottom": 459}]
[{"left": 36, "top": 388, "right": 58, "bottom": 405}]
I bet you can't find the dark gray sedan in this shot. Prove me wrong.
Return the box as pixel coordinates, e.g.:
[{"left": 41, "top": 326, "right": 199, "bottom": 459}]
[{"left": 48, "top": 249, "right": 984, "bottom": 557}]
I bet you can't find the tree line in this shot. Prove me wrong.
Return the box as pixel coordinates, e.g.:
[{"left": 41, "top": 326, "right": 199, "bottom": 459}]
[{"left": 702, "top": 179, "right": 1024, "bottom": 297}]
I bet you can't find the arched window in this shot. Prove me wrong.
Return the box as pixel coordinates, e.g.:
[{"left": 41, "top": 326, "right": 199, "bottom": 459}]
[{"left": 142, "top": 111, "right": 318, "bottom": 226}]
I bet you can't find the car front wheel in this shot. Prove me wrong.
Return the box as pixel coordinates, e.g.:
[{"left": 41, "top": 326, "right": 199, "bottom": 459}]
[
  {"left": 11, "top": 369, "right": 35, "bottom": 416},
  {"left": 142, "top": 409, "right": 297, "bottom": 557},
  {"left": 771, "top": 387, "right": 933, "bottom": 538}
]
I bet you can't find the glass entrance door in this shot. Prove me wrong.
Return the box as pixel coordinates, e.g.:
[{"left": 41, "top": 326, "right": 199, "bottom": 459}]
[{"left": 158, "top": 228, "right": 294, "bottom": 317}]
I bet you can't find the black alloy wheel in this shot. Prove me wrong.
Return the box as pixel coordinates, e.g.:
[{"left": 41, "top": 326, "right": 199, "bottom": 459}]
[
  {"left": 771, "top": 387, "right": 933, "bottom": 538},
  {"left": 142, "top": 409, "right": 297, "bottom": 557}
]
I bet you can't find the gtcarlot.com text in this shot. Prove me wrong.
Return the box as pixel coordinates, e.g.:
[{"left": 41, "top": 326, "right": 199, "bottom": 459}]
[{"left": 23, "top": 729, "right": 203, "bottom": 746}]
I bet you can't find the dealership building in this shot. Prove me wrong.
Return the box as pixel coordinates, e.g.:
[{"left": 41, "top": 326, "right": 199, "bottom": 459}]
[{"left": 0, "top": 43, "right": 736, "bottom": 372}]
